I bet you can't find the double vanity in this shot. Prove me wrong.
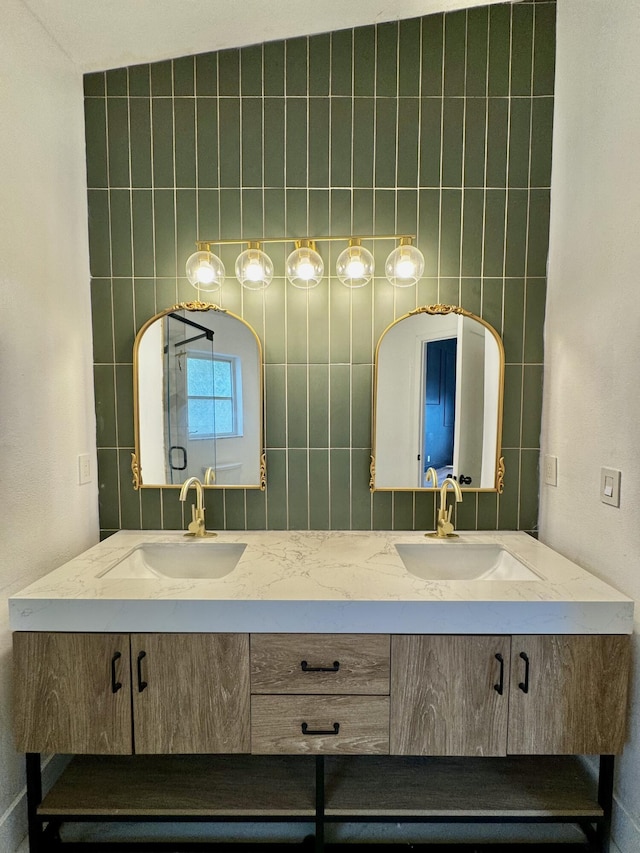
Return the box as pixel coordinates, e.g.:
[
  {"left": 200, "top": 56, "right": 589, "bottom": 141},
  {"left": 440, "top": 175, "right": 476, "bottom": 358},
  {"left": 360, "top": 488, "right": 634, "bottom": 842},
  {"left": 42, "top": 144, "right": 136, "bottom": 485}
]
[{"left": 10, "top": 529, "right": 633, "bottom": 852}]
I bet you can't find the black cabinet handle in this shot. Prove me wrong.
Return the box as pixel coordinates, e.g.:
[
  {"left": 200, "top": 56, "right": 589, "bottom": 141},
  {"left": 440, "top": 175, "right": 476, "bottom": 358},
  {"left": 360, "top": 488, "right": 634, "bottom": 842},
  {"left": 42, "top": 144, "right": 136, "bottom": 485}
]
[
  {"left": 136, "top": 650, "right": 148, "bottom": 692},
  {"left": 459, "top": 474, "right": 473, "bottom": 485},
  {"left": 110, "top": 652, "right": 122, "bottom": 694},
  {"left": 518, "top": 652, "right": 530, "bottom": 694},
  {"left": 493, "top": 653, "right": 504, "bottom": 695},
  {"left": 301, "top": 722, "right": 340, "bottom": 736},
  {"left": 300, "top": 660, "right": 340, "bottom": 673}
]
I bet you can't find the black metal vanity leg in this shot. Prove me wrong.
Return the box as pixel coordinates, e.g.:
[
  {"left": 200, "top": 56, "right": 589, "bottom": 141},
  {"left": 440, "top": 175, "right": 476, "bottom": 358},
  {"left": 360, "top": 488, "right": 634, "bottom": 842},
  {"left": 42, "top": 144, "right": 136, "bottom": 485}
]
[
  {"left": 596, "top": 755, "right": 615, "bottom": 853},
  {"left": 26, "top": 753, "right": 44, "bottom": 853},
  {"left": 315, "top": 755, "right": 325, "bottom": 853}
]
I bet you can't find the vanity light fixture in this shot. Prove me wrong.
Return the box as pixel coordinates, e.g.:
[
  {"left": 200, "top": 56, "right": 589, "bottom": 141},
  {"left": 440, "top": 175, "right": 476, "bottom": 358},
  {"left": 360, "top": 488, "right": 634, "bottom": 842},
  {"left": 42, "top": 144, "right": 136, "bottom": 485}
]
[{"left": 185, "top": 234, "right": 425, "bottom": 291}]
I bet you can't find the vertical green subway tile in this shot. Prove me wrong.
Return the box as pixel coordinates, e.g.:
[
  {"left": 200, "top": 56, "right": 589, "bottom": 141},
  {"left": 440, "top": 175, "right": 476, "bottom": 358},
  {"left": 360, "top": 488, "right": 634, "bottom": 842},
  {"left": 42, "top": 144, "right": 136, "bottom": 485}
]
[
  {"left": 533, "top": 3, "right": 556, "bottom": 96},
  {"left": 418, "top": 190, "right": 440, "bottom": 277},
  {"left": 497, "top": 448, "right": 520, "bottom": 529},
  {"left": 218, "top": 99, "right": 241, "bottom": 187},
  {"left": 331, "top": 98, "right": 353, "bottom": 188},
  {"left": 129, "top": 64, "right": 150, "bottom": 97},
  {"left": 94, "top": 365, "right": 116, "bottom": 447},
  {"left": 443, "top": 10, "right": 466, "bottom": 97},
  {"left": 439, "top": 278, "right": 459, "bottom": 306},
  {"left": 376, "top": 22, "right": 398, "bottom": 97},
  {"left": 286, "top": 37, "right": 308, "bottom": 96},
  {"left": 286, "top": 98, "right": 308, "bottom": 188},
  {"left": 460, "top": 278, "right": 481, "bottom": 316},
  {"left": 352, "top": 364, "right": 372, "bottom": 448},
  {"left": 331, "top": 30, "right": 353, "bottom": 95},
  {"left": 265, "top": 449, "right": 287, "bottom": 528},
  {"left": 112, "top": 278, "right": 135, "bottom": 363},
  {"left": 264, "top": 41, "right": 285, "bottom": 96},
  {"left": 151, "top": 61, "right": 172, "bottom": 96},
  {"left": 524, "top": 278, "right": 546, "bottom": 365},
  {"left": 174, "top": 98, "right": 196, "bottom": 187},
  {"left": 141, "top": 489, "right": 162, "bottom": 530},
  {"left": 393, "top": 281, "right": 418, "bottom": 319},
  {"left": 115, "top": 364, "right": 134, "bottom": 447},
  {"left": 224, "top": 490, "right": 247, "bottom": 531},
  {"left": 487, "top": 4, "right": 511, "bottom": 97},
  {"left": 197, "top": 189, "right": 220, "bottom": 240},
  {"left": 175, "top": 189, "right": 197, "bottom": 280},
  {"left": 508, "top": 98, "right": 531, "bottom": 188},
  {"left": 241, "top": 45, "right": 263, "bottom": 96},
  {"left": 353, "top": 26, "right": 376, "bottom": 97},
  {"left": 246, "top": 489, "right": 267, "bottom": 530},
  {"left": 106, "top": 68, "right": 127, "bottom": 96},
  {"left": 330, "top": 449, "right": 351, "bottom": 529},
  {"left": 372, "top": 490, "right": 393, "bottom": 530},
  {"left": 329, "top": 278, "right": 352, "bottom": 364},
  {"left": 91, "top": 278, "right": 114, "bottom": 362},
  {"left": 330, "top": 364, "right": 351, "bottom": 449},
  {"left": 88, "top": 190, "right": 111, "bottom": 276},
  {"left": 308, "top": 189, "right": 330, "bottom": 238},
  {"left": 219, "top": 188, "right": 242, "bottom": 238},
  {"left": 241, "top": 99, "right": 263, "bottom": 188},
  {"left": 505, "top": 189, "right": 528, "bottom": 277},
  {"left": 502, "top": 364, "right": 523, "bottom": 449},
  {"left": 419, "top": 98, "right": 442, "bottom": 187},
  {"left": 309, "top": 364, "right": 329, "bottom": 447},
  {"left": 465, "top": 6, "right": 488, "bottom": 97},
  {"left": 309, "top": 33, "right": 330, "bottom": 96},
  {"left": 286, "top": 288, "right": 309, "bottom": 365},
  {"left": 527, "top": 189, "right": 550, "bottom": 277},
  {"left": 392, "top": 492, "right": 414, "bottom": 531},
  {"left": 481, "top": 277, "right": 503, "bottom": 336},
  {"left": 415, "top": 490, "right": 436, "bottom": 532},
  {"left": 461, "top": 189, "right": 484, "bottom": 276},
  {"left": 455, "top": 492, "right": 477, "bottom": 531},
  {"left": 308, "top": 282, "right": 329, "bottom": 364},
  {"left": 530, "top": 98, "right": 554, "bottom": 188},
  {"left": 204, "top": 490, "right": 224, "bottom": 530},
  {"left": 97, "top": 449, "right": 120, "bottom": 530},
  {"left": 84, "top": 71, "right": 105, "bottom": 97},
  {"left": 502, "top": 279, "right": 524, "bottom": 364},
  {"left": 463, "top": 98, "right": 486, "bottom": 187},
  {"left": 196, "top": 99, "right": 218, "bottom": 189},
  {"left": 309, "top": 449, "right": 330, "bottom": 529},
  {"left": 84, "top": 98, "right": 108, "bottom": 188},
  {"left": 439, "top": 189, "right": 462, "bottom": 277},
  {"left": 218, "top": 49, "right": 240, "bottom": 96},
  {"left": 397, "top": 99, "right": 420, "bottom": 187},
  {"left": 161, "top": 488, "right": 184, "bottom": 531},
  {"left": 152, "top": 98, "right": 174, "bottom": 187},
  {"left": 353, "top": 99, "right": 375, "bottom": 188},
  {"left": 374, "top": 188, "right": 395, "bottom": 235},
  {"left": 153, "top": 189, "right": 176, "bottom": 277},
  {"left": 109, "top": 189, "right": 133, "bottom": 277},
  {"left": 522, "top": 364, "right": 543, "bottom": 449},
  {"left": 287, "top": 449, "right": 309, "bottom": 529},
  {"left": 264, "top": 277, "right": 286, "bottom": 363},
  {"left": 330, "top": 188, "right": 351, "bottom": 235},
  {"left": 486, "top": 98, "right": 508, "bottom": 187},
  {"left": 442, "top": 97, "right": 464, "bottom": 187},
  {"left": 195, "top": 53, "right": 218, "bottom": 96},
  {"left": 398, "top": 18, "right": 421, "bottom": 97},
  {"left": 421, "top": 14, "right": 444, "bottom": 96},
  {"left": 350, "top": 284, "right": 373, "bottom": 364},
  {"left": 119, "top": 450, "right": 141, "bottom": 530},
  {"left": 265, "top": 363, "right": 287, "bottom": 447},
  {"left": 155, "top": 278, "right": 178, "bottom": 311},
  {"left": 510, "top": 3, "right": 533, "bottom": 96},
  {"left": 263, "top": 188, "right": 286, "bottom": 239},
  {"left": 353, "top": 188, "right": 374, "bottom": 235},
  {"left": 173, "top": 56, "right": 195, "bottom": 96},
  {"left": 477, "top": 492, "right": 499, "bottom": 531},
  {"left": 133, "top": 278, "right": 156, "bottom": 331},
  {"left": 263, "top": 98, "right": 285, "bottom": 187},
  {"left": 242, "top": 188, "right": 264, "bottom": 238},
  {"left": 374, "top": 99, "right": 397, "bottom": 188},
  {"left": 519, "top": 449, "right": 540, "bottom": 531},
  {"left": 309, "top": 99, "right": 330, "bottom": 187},
  {"left": 286, "top": 188, "right": 307, "bottom": 236},
  {"left": 351, "top": 451, "right": 372, "bottom": 530},
  {"left": 130, "top": 99, "right": 152, "bottom": 188},
  {"left": 482, "top": 189, "right": 506, "bottom": 277}
]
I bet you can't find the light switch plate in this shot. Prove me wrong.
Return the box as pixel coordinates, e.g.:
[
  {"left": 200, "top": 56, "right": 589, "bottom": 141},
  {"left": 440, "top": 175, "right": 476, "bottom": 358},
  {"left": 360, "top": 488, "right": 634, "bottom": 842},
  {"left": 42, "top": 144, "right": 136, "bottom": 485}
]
[
  {"left": 543, "top": 454, "right": 558, "bottom": 486},
  {"left": 600, "top": 467, "right": 621, "bottom": 507},
  {"left": 78, "top": 453, "right": 91, "bottom": 485}
]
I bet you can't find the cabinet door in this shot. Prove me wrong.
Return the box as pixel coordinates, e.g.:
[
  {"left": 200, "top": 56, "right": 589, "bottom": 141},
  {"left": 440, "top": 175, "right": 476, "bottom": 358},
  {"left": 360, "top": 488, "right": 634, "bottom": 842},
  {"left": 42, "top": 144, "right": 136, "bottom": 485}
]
[
  {"left": 13, "top": 632, "right": 132, "bottom": 754},
  {"left": 508, "top": 634, "right": 630, "bottom": 755},
  {"left": 131, "top": 633, "right": 250, "bottom": 754},
  {"left": 390, "top": 635, "right": 510, "bottom": 756}
]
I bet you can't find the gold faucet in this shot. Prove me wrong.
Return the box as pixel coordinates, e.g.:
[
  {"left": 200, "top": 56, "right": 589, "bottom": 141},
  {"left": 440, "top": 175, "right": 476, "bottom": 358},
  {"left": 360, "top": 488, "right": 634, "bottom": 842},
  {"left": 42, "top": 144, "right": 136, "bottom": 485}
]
[
  {"left": 179, "top": 476, "right": 216, "bottom": 538},
  {"left": 425, "top": 467, "right": 439, "bottom": 488},
  {"left": 426, "top": 477, "right": 463, "bottom": 539},
  {"left": 204, "top": 467, "right": 216, "bottom": 485}
]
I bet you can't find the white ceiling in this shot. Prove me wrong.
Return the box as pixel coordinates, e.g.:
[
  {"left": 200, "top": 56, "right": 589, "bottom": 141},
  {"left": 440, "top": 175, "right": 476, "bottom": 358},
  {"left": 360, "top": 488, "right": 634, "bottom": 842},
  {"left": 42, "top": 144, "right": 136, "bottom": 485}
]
[{"left": 21, "top": 0, "right": 511, "bottom": 73}]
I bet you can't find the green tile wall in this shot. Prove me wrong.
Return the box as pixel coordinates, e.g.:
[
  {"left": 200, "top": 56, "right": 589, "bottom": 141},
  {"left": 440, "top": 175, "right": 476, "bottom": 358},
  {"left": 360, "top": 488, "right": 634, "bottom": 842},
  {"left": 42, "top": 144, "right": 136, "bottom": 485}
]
[{"left": 85, "top": 1, "right": 555, "bottom": 537}]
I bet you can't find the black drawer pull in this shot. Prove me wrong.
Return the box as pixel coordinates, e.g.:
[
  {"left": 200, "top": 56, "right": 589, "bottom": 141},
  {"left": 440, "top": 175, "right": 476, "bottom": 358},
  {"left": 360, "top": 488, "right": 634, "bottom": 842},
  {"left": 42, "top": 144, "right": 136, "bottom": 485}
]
[
  {"left": 110, "top": 652, "right": 122, "bottom": 694},
  {"left": 137, "top": 650, "right": 148, "bottom": 692},
  {"left": 493, "top": 653, "right": 504, "bottom": 695},
  {"left": 300, "top": 660, "right": 340, "bottom": 673},
  {"left": 518, "top": 652, "right": 530, "bottom": 694},
  {"left": 301, "top": 722, "right": 340, "bottom": 736}
]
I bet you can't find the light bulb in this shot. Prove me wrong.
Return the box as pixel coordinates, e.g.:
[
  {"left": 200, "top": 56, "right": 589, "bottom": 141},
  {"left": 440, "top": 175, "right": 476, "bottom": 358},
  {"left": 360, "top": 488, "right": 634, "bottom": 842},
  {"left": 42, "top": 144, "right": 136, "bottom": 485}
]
[
  {"left": 196, "top": 263, "right": 216, "bottom": 284},
  {"left": 185, "top": 249, "right": 225, "bottom": 292},
  {"left": 336, "top": 242, "right": 374, "bottom": 288},
  {"left": 235, "top": 245, "right": 274, "bottom": 290},
  {"left": 346, "top": 258, "right": 365, "bottom": 279},
  {"left": 296, "top": 260, "right": 315, "bottom": 280},
  {"left": 385, "top": 241, "right": 425, "bottom": 287},
  {"left": 286, "top": 243, "right": 324, "bottom": 289},
  {"left": 245, "top": 260, "right": 265, "bottom": 282}
]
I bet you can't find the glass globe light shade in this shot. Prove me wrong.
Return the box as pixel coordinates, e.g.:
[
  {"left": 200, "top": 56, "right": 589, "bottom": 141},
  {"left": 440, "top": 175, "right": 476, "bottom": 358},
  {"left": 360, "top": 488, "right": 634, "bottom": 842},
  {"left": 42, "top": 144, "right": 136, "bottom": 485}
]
[
  {"left": 385, "top": 242, "right": 425, "bottom": 287},
  {"left": 336, "top": 243, "right": 375, "bottom": 288},
  {"left": 185, "top": 250, "right": 225, "bottom": 292},
  {"left": 235, "top": 246, "right": 274, "bottom": 290},
  {"left": 286, "top": 244, "right": 324, "bottom": 289}
]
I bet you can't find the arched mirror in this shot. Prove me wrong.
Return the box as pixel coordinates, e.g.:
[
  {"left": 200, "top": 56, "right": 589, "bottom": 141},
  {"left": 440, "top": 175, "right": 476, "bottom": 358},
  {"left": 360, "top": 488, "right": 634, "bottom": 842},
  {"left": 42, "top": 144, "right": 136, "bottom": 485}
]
[
  {"left": 131, "top": 302, "right": 265, "bottom": 489},
  {"left": 371, "top": 305, "right": 504, "bottom": 492}
]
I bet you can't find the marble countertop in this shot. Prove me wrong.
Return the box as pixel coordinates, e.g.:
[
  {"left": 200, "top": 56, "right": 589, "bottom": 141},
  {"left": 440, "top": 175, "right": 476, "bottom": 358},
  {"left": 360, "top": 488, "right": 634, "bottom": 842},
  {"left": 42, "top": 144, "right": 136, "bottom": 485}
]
[{"left": 9, "top": 530, "right": 633, "bottom": 634}]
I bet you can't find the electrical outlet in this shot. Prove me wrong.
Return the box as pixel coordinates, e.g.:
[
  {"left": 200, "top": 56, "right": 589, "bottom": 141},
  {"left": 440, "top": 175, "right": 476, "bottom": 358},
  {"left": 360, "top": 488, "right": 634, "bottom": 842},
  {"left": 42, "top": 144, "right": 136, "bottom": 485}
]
[
  {"left": 543, "top": 454, "right": 558, "bottom": 487},
  {"left": 78, "top": 453, "right": 91, "bottom": 485}
]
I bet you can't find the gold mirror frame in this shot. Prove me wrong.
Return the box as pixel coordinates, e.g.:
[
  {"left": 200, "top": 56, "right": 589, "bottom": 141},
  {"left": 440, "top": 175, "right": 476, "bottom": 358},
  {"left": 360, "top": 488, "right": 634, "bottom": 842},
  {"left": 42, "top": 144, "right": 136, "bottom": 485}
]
[
  {"left": 131, "top": 301, "right": 266, "bottom": 490},
  {"left": 370, "top": 304, "right": 505, "bottom": 493}
]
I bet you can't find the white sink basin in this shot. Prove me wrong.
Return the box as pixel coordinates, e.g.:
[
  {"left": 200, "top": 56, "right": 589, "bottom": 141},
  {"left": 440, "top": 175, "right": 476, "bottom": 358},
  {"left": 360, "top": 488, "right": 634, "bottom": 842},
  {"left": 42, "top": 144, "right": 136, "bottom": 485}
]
[
  {"left": 395, "top": 543, "right": 540, "bottom": 582},
  {"left": 99, "top": 542, "right": 246, "bottom": 580}
]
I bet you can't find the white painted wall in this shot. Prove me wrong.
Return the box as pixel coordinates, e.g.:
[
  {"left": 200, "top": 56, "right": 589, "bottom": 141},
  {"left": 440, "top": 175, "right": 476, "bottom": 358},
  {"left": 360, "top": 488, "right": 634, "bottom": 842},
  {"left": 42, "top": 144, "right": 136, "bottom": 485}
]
[
  {"left": 0, "top": 1, "right": 98, "bottom": 849},
  {"left": 540, "top": 2, "right": 640, "bottom": 851}
]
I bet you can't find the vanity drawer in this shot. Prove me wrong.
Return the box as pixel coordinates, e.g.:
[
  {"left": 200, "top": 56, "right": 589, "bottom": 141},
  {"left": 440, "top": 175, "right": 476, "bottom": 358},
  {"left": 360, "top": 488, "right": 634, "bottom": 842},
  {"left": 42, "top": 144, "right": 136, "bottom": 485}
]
[
  {"left": 250, "top": 634, "right": 390, "bottom": 695},
  {"left": 251, "top": 695, "right": 390, "bottom": 754}
]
